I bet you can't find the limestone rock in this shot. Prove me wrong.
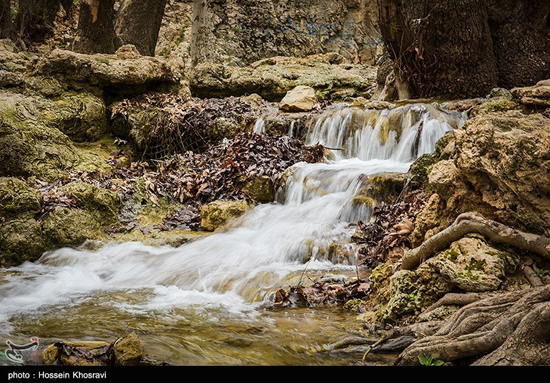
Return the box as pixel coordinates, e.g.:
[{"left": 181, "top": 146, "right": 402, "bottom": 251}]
[
  {"left": 200, "top": 200, "right": 251, "bottom": 231},
  {"left": 511, "top": 79, "right": 550, "bottom": 107},
  {"left": 279, "top": 86, "right": 317, "bottom": 112},
  {"left": 60, "top": 181, "right": 120, "bottom": 222},
  {"left": 0, "top": 177, "right": 41, "bottom": 217},
  {"left": 432, "top": 237, "right": 520, "bottom": 292},
  {"left": 424, "top": 111, "right": 550, "bottom": 236},
  {"left": 113, "top": 333, "right": 145, "bottom": 366},
  {"left": 34, "top": 49, "right": 179, "bottom": 95},
  {"left": 42, "top": 341, "right": 111, "bottom": 366},
  {"left": 242, "top": 176, "right": 275, "bottom": 204},
  {"left": 0, "top": 91, "right": 111, "bottom": 181},
  {"left": 190, "top": 54, "right": 377, "bottom": 101}
]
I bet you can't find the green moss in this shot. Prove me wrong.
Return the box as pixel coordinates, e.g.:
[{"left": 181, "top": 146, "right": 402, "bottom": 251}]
[
  {"left": 200, "top": 200, "right": 251, "bottom": 231},
  {"left": 42, "top": 207, "right": 106, "bottom": 246},
  {"left": 0, "top": 218, "right": 48, "bottom": 267},
  {"left": 409, "top": 153, "right": 439, "bottom": 188},
  {"left": 61, "top": 181, "right": 120, "bottom": 223},
  {"left": 0, "top": 177, "right": 41, "bottom": 217}
]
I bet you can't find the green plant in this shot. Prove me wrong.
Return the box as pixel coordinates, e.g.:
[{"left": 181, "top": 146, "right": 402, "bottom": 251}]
[
  {"left": 534, "top": 266, "right": 549, "bottom": 277},
  {"left": 418, "top": 355, "right": 444, "bottom": 366}
]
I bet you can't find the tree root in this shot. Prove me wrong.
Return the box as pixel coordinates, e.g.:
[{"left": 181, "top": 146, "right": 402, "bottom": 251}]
[
  {"left": 423, "top": 292, "right": 494, "bottom": 314},
  {"left": 387, "top": 285, "right": 550, "bottom": 365},
  {"left": 402, "top": 213, "right": 550, "bottom": 270}
]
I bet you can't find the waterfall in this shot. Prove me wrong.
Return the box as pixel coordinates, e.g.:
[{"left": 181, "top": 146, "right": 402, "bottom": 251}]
[{"left": 0, "top": 103, "right": 465, "bottom": 331}]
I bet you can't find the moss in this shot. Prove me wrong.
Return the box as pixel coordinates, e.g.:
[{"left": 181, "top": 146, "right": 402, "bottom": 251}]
[
  {"left": 0, "top": 177, "right": 41, "bottom": 217},
  {"left": 42, "top": 207, "right": 106, "bottom": 246},
  {"left": 409, "top": 152, "right": 439, "bottom": 188},
  {"left": 0, "top": 91, "right": 110, "bottom": 182},
  {"left": 60, "top": 181, "right": 120, "bottom": 223},
  {"left": 0, "top": 218, "right": 48, "bottom": 267},
  {"left": 242, "top": 176, "right": 275, "bottom": 204},
  {"left": 42, "top": 92, "right": 107, "bottom": 142},
  {"left": 200, "top": 200, "right": 251, "bottom": 231}
]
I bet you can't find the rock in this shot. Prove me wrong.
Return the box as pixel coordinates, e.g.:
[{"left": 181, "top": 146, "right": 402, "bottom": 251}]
[
  {"left": 432, "top": 236, "right": 520, "bottom": 292},
  {"left": 60, "top": 181, "right": 120, "bottom": 222},
  {"left": 190, "top": 54, "right": 377, "bottom": 101},
  {"left": 511, "top": 79, "right": 550, "bottom": 107},
  {"left": 200, "top": 200, "right": 251, "bottom": 231},
  {"left": 43, "top": 92, "right": 107, "bottom": 142},
  {"left": 42, "top": 341, "right": 111, "bottom": 366},
  {"left": 0, "top": 177, "right": 41, "bottom": 217},
  {"left": 381, "top": 260, "right": 453, "bottom": 323},
  {"left": 42, "top": 207, "right": 106, "bottom": 247},
  {"left": 0, "top": 91, "right": 111, "bottom": 181},
  {"left": 352, "top": 173, "right": 406, "bottom": 208},
  {"left": 425, "top": 111, "right": 550, "bottom": 236},
  {"left": 0, "top": 218, "right": 48, "bottom": 267},
  {"left": 241, "top": 176, "right": 275, "bottom": 204},
  {"left": 113, "top": 333, "right": 144, "bottom": 366},
  {"left": 279, "top": 86, "right": 317, "bottom": 112},
  {"left": 34, "top": 48, "right": 179, "bottom": 95}
]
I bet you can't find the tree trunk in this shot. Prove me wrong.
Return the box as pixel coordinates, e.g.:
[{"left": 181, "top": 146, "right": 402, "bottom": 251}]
[
  {"left": 16, "top": 0, "right": 61, "bottom": 42},
  {"left": 115, "top": 0, "right": 168, "bottom": 56},
  {"left": 0, "top": 0, "right": 12, "bottom": 38},
  {"left": 73, "top": 0, "right": 119, "bottom": 54},
  {"left": 378, "top": 0, "right": 498, "bottom": 99},
  {"left": 486, "top": 0, "right": 550, "bottom": 89}
]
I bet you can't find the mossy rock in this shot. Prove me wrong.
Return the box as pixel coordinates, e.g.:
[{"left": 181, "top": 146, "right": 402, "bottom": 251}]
[
  {"left": 113, "top": 333, "right": 144, "bottom": 366},
  {"left": 0, "top": 177, "right": 41, "bottom": 217},
  {"left": 0, "top": 91, "right": 110, "bottom": 182},
  {"left": 200, "top": 200, "right": 251, "bottom": 231},
  {"left": 41, "top": 92, "right": 107, "bottom": 142},
  {"left": 242, "top": 175, "right": 275, "bottom": 204},
  {"left": 42, "top": 207, "right": 106, "bottom": 247},
  {"left": 0, "top": 218, "right": 48, "bottom": 267},
  {"left": 380, "top": 262, "right": 453, "bottom": 323},
  {"left": 60, "top": 181, "right": 120, "bottom": 222},
  {"left": 353, "top": 173, "right": 406, "bottom": 207},
  {"left": 409, "top": 152, "right": 439, "bottom": 189}
]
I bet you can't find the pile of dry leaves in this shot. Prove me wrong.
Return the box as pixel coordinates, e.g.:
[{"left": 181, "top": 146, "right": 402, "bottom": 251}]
[
  {"left": 355, "top": 191, "right": 429, "bottom": 268},
  {"left": 36, "top": 133, "right": 323, "bottom": 231},
  {"left": 110, "top": 93, "right": 272, "bottom": 158},
  {"left": 273, "top": 278, "right": 372, "bottom": 307}
]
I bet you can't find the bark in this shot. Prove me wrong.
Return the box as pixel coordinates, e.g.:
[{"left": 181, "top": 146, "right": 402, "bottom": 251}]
[
  {"left": 16, "top": 0, "right": 61, "bottom": 42},
  {"left": 73, "top": 0, "right": 119, "bottom": 54},
  {"left": 486, "top": 0, "right": 550, "bottom": 89},
  {"left": 115, "top": 0, "right": 168, "bottom": 56},
  {"left": 0, "top": 0, "right": 11, "bottom": 38},
  {"left": 378, "top": 0, "right": 497, "bottom": 99},
  {"left": 401, "top": 213, "right": 550, "bottom": 270}
]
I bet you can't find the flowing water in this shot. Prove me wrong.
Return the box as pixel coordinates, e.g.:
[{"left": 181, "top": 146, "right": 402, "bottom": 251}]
[{"left": 0, "top": 103, "right": 465, "bottom": 366}]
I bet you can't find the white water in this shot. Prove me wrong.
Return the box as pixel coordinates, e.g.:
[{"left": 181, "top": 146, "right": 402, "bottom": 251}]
[{"left": 0, "top": 103, "right": 464, "bottom": 334}]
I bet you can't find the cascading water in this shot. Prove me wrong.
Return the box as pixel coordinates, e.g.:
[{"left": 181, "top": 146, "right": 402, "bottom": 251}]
[{"left": 0, "top": 103, "right": 465, "bottom": 365}]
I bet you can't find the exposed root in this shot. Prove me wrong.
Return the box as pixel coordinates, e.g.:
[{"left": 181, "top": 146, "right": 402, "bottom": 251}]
[
  {"left": 423, "top": 292, "right": 494, "bottom": 314},
  {"left": 402, "top": 213, "right": 550, "bottom": 270},
  {"left": 386, "top": 285, "right": 550, "bottom": 365}
]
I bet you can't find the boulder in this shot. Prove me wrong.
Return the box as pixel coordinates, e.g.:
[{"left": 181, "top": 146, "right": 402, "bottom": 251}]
[
  {"left": 189, "top": 54, "right": 377, "bottom": 101},
  {"left": 279, "top": 86, "right": 317, "bottom": 112},
  {"left": 0, "top": 91, "right": 111, "bottom": 181},
  {"left": 200, "top": 200, "right": 251, "bottom": 231},
  {"left": 511, "top": 79, "right": 550, "bottom": 107},
  {"left": 113, "top": 333, "right": 145, "bottom": 366},
  {"left": 241, "top": 176, "right": 275, "bottom": 204},
  {"left": 0, "top": 177, "right": 41, "bottom": 217},
  {"left": 34, "top": 48, "right": 179, "bottom": 95},
  {"left": 432, "top": 236, "right": 520, "bottom": 292},
  {"left": 422, "top": 111, "right": 550, "bottom": 237}
]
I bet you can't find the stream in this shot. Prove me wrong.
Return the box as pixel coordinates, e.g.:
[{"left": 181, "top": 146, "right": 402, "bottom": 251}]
[{"left": 0, "top": 103, "right": 465, "bottom": 366}]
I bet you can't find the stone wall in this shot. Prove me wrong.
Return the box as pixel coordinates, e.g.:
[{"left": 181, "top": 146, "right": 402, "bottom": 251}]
[{"left": 190, "top": 0, "right": 382, "bottom": 67}]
